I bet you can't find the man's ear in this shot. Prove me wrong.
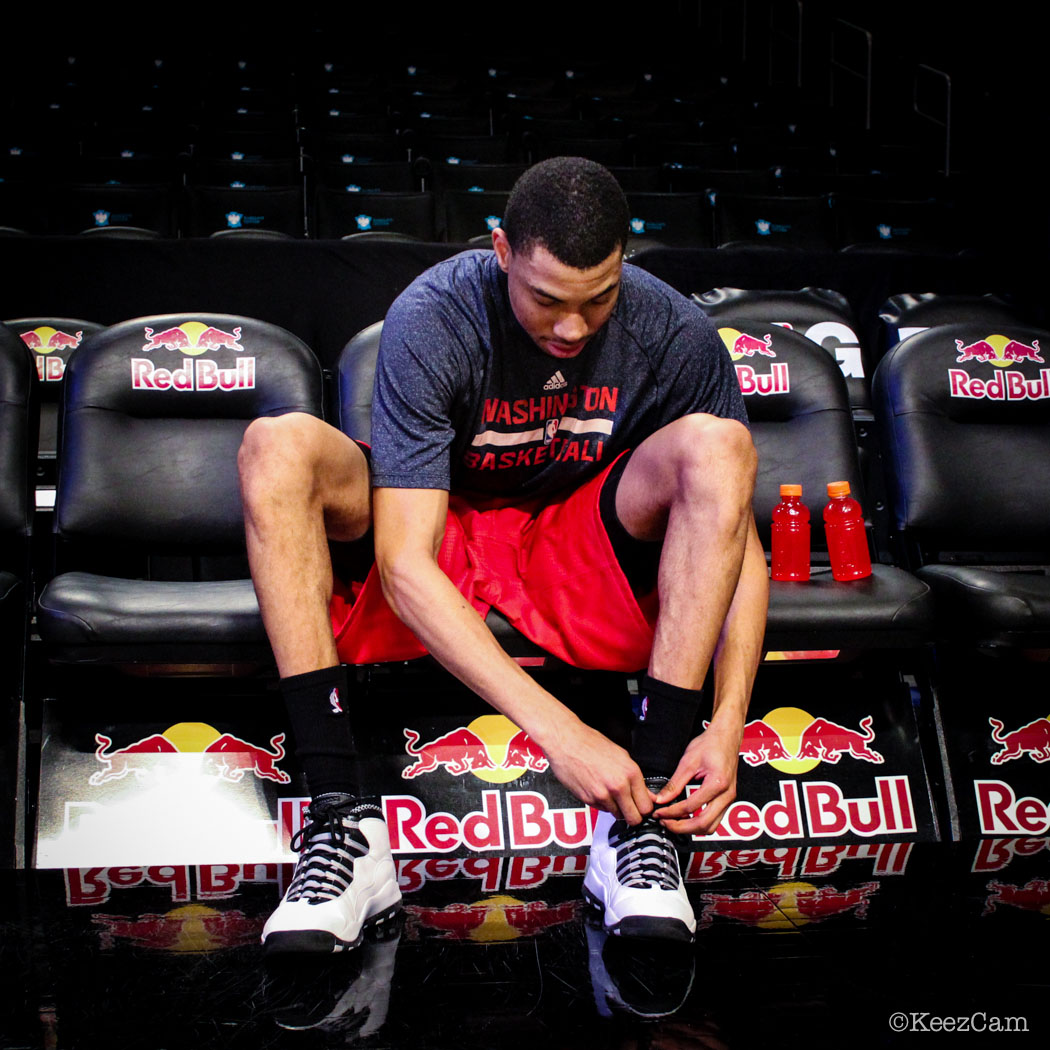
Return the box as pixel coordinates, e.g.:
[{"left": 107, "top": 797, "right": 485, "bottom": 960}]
[{"left": 492, "top": 227, "right": 511, "bottom": 272}]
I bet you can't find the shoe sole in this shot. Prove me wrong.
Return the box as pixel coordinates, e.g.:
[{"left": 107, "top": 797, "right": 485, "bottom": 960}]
[
  {"left": 583, "top": 886, "right": 695, "bottom": 944},
  {"left": 263, "top": 902, "right": 402, "bottom": 956}
]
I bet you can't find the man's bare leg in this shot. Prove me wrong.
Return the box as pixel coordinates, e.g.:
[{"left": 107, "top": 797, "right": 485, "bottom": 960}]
[
  {"left": 581, "top": 412, "right": 765, "bottom": 941},
  {"left": 238, "top": 412, "right": 372, "bottom": 677},
  {"left": 612, "top": 412, "right": 767, "bottom": 831},
  {"left": 241, "top": 413, "right": 402, "bottom": 954},
  {"left": 615, "top": 412, "right": 761, "bottom": 690}
]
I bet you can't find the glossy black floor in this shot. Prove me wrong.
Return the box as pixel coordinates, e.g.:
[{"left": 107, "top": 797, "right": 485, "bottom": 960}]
[
  {"left": 4, "top": 653, "right": 1050, "bottom": 1049},
  {"left": 1, "top": 839, "right": 1048, "bottom": 1049}
]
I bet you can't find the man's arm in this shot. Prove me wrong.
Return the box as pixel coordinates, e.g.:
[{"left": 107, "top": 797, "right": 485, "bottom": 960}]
[
  {"left": 372, "top": 485, "right": 655, "bottom": 824},
  {"left": 652, "top": 514, "right": 768, "bottom": 834}
]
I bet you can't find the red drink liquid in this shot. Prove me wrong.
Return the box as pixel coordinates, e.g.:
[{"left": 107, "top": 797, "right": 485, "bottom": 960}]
[
  {"left": 771, "top": 484, "right": 810, "bottom": 581},
  {"left": 823, "top": 481, "right": 872, "bottom": 581}
]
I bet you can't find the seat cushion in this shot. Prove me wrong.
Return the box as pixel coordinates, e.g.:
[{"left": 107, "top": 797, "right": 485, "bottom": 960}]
[
  {"left": 37, "top": 572, "right": 269, "bottom": 663},
  {"left": 765, "top": 565, "right": 932, "bottom": 649},
  {"left": 918, "top": 565, "right": 1050, "bottom": 641}
]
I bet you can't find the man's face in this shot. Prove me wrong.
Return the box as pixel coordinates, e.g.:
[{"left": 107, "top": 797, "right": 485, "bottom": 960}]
[{"left": 493, "top": 229, "right": 623, "bottom": 359}]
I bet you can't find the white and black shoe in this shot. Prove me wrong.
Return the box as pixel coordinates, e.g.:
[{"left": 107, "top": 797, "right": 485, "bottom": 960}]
[
  {"left": 583, "top": 809, "right": 696, "bottom": 943},
  {"left": 263, "top": 794, "right": 402, "bottom": 954}
]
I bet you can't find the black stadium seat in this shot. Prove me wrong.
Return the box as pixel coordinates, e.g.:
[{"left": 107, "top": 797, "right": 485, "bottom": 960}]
[
  {"left": 728, "top": 325, "right": 931, "bottom": 650},
  {"left": 0, "top": 324, "right": 35, "bottom": 866},
  {"left": 873, "top": 322, "right": 1050, "bottom": 645},
  {"left": 35, "top": 314, "right": 323, "bottom": 666},
  {"left": 693, "top": 287, "right": 872, "bottom": 416},
  {"left": 3, "top": 317, "right": 107, "bottom": 490},
  {"left": 314, "top": 189, "right": 436, "bottom": 240},
  {"left": 877, "top": 292, "right": 1029, "bottom": 358}
]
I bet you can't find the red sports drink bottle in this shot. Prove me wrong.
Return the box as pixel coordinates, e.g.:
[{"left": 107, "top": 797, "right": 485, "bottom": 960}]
[
  {"left": 771, "top": 484, "right": 810, "bottom": 581},
  {"left": 823, "top": 481, "right": 872, "bottom": 581}
]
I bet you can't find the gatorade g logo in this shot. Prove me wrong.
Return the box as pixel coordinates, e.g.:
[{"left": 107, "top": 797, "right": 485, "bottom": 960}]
[
  {"left": 718, "top": 327, "right": 789, "bottom": 396},
  {"left": 131, "top": 322, "right": 254, "bottom": 392},
  {"left": 949, "top": 334, "right": 1050, "bottom": 401}
]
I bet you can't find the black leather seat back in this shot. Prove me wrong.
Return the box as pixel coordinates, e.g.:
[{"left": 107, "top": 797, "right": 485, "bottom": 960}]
[
  {"left": 695, "top": 287, "right": 870, "bottom": 414},
  {"left": 336, "top": 321, "right": 383, "bottom": 443},
  {"left": 877, "top": 292, "right": 1028, "bottom": 357},
  {"left": 0, "top": 323, "right": 35, "bottom": 546},
  {"left": 55, "top": 314, "right": 322, "bottom": 565},
  {"left": 4, "top": 318, "right": 106, "bottom": 460},
  {"left": 715, "top": 322, "right": 863, "bottom": 553},
  {"left": 874, "top": 322, "right": 1050, "bottom": 556}
]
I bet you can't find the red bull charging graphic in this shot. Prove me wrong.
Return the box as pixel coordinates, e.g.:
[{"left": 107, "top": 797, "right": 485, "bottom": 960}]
[
  {"left": 88, "top": 723, "right": 290, "bottom": 786},
  {"left": 131, "top": 322, "right": 255, "bottom": 391},
  {"left": 401, "top": 715, "right": 549, "bottom": 782}
]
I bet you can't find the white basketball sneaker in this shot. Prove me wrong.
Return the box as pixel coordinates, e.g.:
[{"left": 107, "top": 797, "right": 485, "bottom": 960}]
[
  {"left": 263, "top": 794, "right": 402, "bottom": 954},
  {"left": 583, "top": 808, "right": 696, "bottom": 942}
]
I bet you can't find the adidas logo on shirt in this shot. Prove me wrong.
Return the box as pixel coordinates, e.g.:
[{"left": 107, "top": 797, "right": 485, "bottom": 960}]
[{"left": 543, "top": 371, "right": 568, "bottom": 391}]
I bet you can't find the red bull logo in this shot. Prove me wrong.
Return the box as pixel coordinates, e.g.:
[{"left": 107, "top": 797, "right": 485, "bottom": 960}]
[
  {"left": 698, "top": 880, "right": 879, "bottom": 929},
  {"left": 406, "top": 895, "right": 578, "bottom": 942},
  {"left": 976, "top": 781, "right": 1050, "bottom": 835},
  {"left": 988, "top": 715, "right": 1050, "bottom": 764},
  {"left": 718, "top": 708, "right": 885, "bottom": 772},
  {"left": 949, "top": 333, "right": 1050, "bottom": 401},
  {"left": 972, "top": 836, "right": 1050, "bottom": 872},
  {"left": 132, "top": 322, "right": 254, "bottom": 392},
  {"left": 65, "top": 862, "right": 281, "bottom": 907},
  {"left": 718, "top": 327, "right": 790, "bottom": 396},
  {"left": 692, "top": 707, "right": 907, "bottom": 842},
  {"left": 381, "top": 789, "right": 598, "bottom": 855},
  {"left": 92, "top": 904, "right": 262, "bottom": 952},
  {"left": 687, "top": 842, "right": 913, "bottom": 881},
  {"left": 401, "top": 715, "right": 549, "bottom": 783},
  {"left": 983, "top": 878, "right": 1050, "bottom": 917},
  {"left": 141, "top": 322, "right": 243, "bottom": 355},
  {"left": 692, "top": 776, "right": 916, "bottom": 842},
  {"left": 88, "top": 722, "right": 290, "bottom": 786},
  {"left": 20, "top": 327, "right": 82, "bottom": 381}
]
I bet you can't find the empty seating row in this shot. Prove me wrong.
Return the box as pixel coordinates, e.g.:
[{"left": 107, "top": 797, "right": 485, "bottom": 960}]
[{"left": 0, "top": 181, "right": 980, "bottom": 254}]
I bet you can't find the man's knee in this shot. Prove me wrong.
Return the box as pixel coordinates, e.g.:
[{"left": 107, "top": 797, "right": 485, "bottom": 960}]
[
  {"left": 240, "top": 413, "right": 315, "bottom": 488},
  {"left": 664, "top": 414, "right": 757, "bottom": 494}
]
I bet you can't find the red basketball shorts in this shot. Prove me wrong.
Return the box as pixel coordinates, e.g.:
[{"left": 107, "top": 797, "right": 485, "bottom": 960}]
[{"left": 329, "top": 454, "right": 658, "bottom": 671}]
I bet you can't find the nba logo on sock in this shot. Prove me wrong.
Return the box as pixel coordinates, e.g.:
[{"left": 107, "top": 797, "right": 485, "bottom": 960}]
[{"left": 329, "top": 688, "right": 343, "bottom": 715}]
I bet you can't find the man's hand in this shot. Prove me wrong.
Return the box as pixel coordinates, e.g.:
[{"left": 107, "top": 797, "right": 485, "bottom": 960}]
[
  {"left": 649, "top": 717, "right": 744, "bottom": 835},
  {"left": 542, "top": 718, "right": 654, "bottom": 826}
]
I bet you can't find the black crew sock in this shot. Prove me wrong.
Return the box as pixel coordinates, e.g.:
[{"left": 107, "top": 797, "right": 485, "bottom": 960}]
[
  {"left": 280, "top": 665, "right": 361, "bottom": 798},
  {"left": 631, "top": 673, "right": 706, "bottom": 783}
]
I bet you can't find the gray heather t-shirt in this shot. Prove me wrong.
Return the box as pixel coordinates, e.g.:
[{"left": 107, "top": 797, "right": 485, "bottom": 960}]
[{"left": 371, "top": 249, "right": 747, "bottom": 500}]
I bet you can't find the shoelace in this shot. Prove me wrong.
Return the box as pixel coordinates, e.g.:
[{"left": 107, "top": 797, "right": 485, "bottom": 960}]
[
  {"left": 286, "top": 801, "right": 371, "bottom": 904},
  {"left": 609, "top": 818, "right": 681, "bottom": 891}
]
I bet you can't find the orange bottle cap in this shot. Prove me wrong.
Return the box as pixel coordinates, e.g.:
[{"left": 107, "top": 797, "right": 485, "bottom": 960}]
[
  {"left": 779, "top": 484, "right": 802, "bottom": 497},
  {"left": 827, "top": 481, "right": 851, "bottom": 498}
]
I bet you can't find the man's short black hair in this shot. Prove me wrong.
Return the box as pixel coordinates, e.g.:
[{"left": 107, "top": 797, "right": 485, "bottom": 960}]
[{"left": 502, "top": 157, "right": 630, "bottom": 269}]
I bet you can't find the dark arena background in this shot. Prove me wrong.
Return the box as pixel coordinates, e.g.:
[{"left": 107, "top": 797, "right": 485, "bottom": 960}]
[{"left": 1, "top": 2, "right": 1048, "bottom": 1047}]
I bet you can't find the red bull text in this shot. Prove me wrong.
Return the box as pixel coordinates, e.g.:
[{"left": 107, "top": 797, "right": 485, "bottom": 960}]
[{"left": 975, "top": 781, "right": 1050, "bottom": 835}]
